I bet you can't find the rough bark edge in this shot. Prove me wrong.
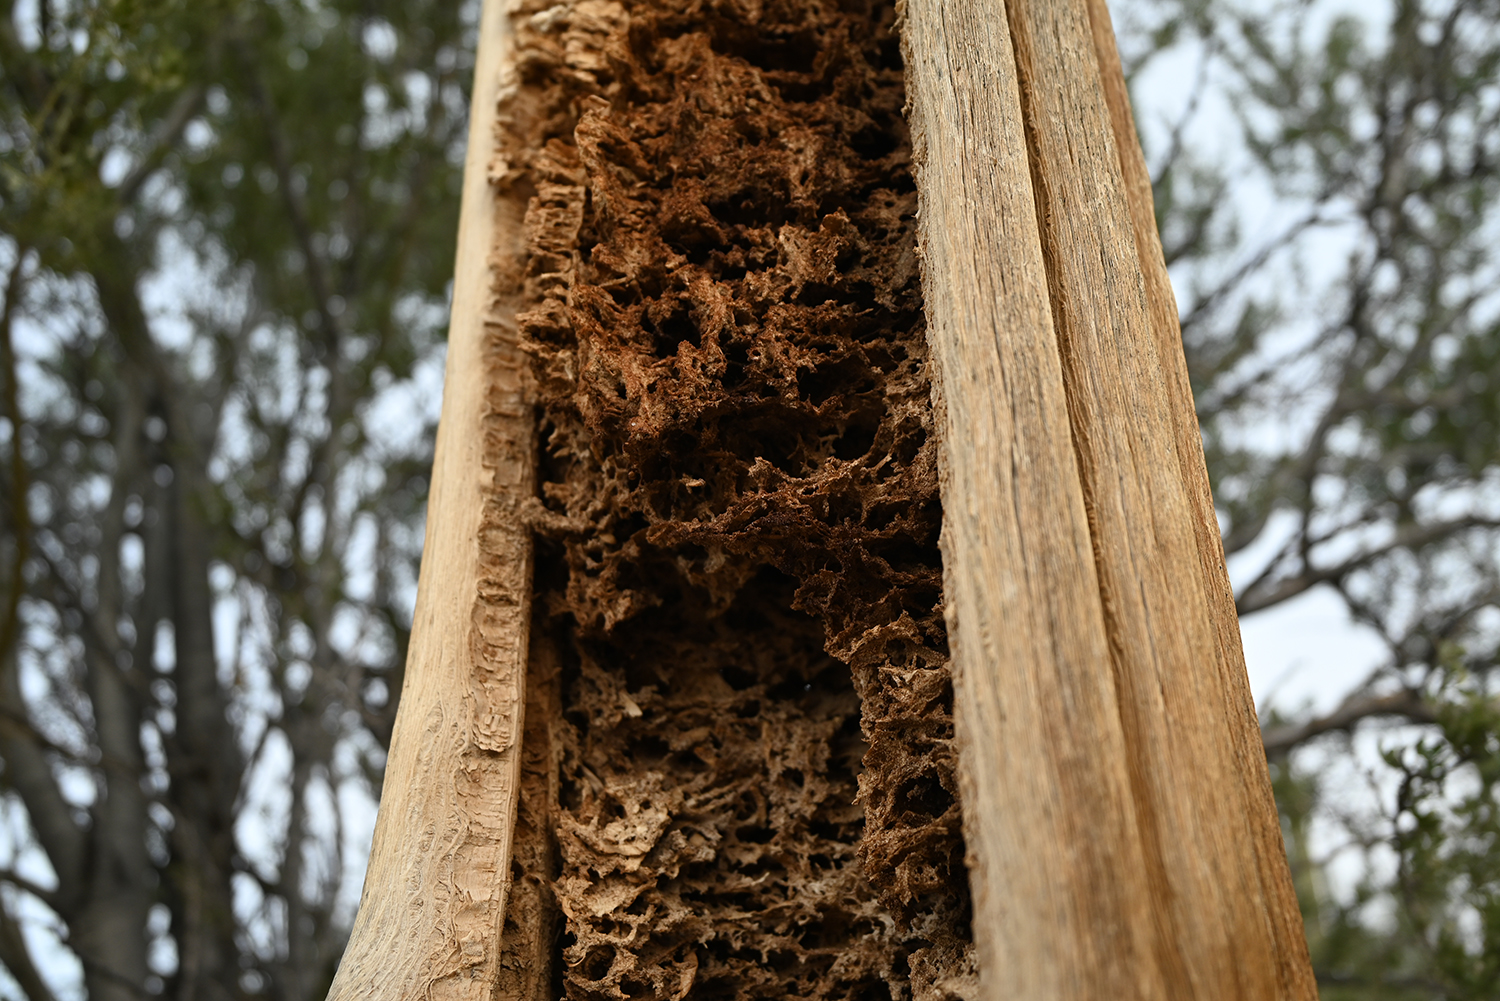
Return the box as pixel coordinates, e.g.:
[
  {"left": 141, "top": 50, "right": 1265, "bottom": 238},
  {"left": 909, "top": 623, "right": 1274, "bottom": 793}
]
[{"left": 326, "top": 1, "right": 535, "bottom": 997}]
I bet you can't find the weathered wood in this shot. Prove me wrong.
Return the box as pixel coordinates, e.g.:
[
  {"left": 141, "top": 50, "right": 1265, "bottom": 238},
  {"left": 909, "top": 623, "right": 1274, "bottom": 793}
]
[
  {"left": 491, "top": 617, "right": 564, "bottom": 1001},
  {"left": 325, "top": 0, "right": 534, "bottom": 996},
  {"left": 901, "top": 2, "right": 1167, "bottom": 995},
  {"left": 1083, "top": 3, "right": 1320, "bottom": 994},
  {"left": 905, "top": 0, "right": 1316, "bottom": 997}
]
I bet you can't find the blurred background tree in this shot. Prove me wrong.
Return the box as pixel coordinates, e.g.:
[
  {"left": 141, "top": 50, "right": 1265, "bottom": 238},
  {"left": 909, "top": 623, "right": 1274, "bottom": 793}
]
[
  {"left": 1, "top": 0, "right": 471, "bottom": 998},
  {"left": 2, "top": 0, "right": 1500, "bottom": 999}
]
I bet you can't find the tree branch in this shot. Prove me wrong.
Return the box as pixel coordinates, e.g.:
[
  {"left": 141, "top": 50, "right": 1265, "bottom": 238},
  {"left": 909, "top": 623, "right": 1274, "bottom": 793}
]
[
  {"left": 0, "top": 868, "right": 60, "bottom": 911},
  {"left": 115, "top": 82, "right": 207, "bottom": 207},
  {"left": 0, "top": 250, "right": 30, "bottom": 675},
  {"left": 1178, "top": 208, "right": 1335, "bottom": 336},
  {"left": 0, "top": 670, "right": 85, "bottom": 913},
  {"left": 0, "top": 896, "right": 60, "bottom": 1001},
  {"left": 1262, "top": 689, "right": 1437, "bottom": 760},
  {"left": 235, "top": 44, "right": 343, "bottom": 352},
  {"left": 1238, "top": 515, "right": 1500, "bottom": 614}
]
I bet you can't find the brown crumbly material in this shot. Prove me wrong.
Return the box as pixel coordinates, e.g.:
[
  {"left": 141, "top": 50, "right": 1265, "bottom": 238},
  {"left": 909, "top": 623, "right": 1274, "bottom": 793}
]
[{"left": 494, "top": 1, "right": 974, "bottom": 998}]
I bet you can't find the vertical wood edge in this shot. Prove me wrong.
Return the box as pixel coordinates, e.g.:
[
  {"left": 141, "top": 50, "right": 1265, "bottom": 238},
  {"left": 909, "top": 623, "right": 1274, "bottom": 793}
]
[
  {"left": 997, "top": 0, "right": 1318, "bottom": 994},
  {"left": 1080, "top": 4, "right": 1318, "bottom": 994},
  {"left": 326, "top": 1, "right": 535, "bottom": 997},
  {"left": 899, "top": 1, "right": 1169, "bottom": 997},
  {"left": 1000, "top": 0, "right": 1251, "bottom": 990},
  {"left": 905, "top": 0, "right": 1319, "bottom": 994}
]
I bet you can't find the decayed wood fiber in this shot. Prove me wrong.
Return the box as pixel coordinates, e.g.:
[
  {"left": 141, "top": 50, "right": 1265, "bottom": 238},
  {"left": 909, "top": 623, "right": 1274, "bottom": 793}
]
[{"left": 489, "top": 0, "right": 975, "bottom": 999}]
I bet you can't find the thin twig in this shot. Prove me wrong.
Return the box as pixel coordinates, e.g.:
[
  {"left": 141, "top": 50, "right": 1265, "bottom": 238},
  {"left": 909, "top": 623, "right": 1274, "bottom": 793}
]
[{"left": 0, "top": 250, "right": 31, "bottom": 679}]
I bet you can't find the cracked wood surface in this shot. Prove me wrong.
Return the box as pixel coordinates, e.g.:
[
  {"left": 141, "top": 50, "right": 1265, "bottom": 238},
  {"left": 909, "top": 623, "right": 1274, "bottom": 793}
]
[
  {"left": 905, "top": 0, "right": 1316, "bottom": 996},
  {"left": 326, "top": 0, "right": 533, "bottom": 996}
]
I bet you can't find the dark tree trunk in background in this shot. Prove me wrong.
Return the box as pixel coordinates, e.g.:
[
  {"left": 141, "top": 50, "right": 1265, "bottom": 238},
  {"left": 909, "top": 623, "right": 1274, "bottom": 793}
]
[{"left": 0, "top": 2, "right": 471, "bottom": 999}]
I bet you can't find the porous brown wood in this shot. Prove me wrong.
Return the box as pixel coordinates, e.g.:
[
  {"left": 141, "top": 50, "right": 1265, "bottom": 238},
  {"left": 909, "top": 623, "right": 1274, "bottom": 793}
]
[
  {"left": 325, "top": 1, "right": 534, "bottom": 996},
  {"left": 904, "top": 0, "right": 1317, "bottom": 997}
]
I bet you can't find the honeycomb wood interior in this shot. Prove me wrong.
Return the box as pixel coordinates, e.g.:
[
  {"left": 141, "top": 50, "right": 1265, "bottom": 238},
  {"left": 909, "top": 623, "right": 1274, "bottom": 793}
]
[{"left": 493, "top": 1, "right": 973, "bottom": 997}]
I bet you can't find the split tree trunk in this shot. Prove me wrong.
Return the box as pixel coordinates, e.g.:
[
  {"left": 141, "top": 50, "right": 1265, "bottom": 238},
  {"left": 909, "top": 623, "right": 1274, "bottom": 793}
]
[{"left": 328, "top": 1, "right": 1317, "bottom": 999}]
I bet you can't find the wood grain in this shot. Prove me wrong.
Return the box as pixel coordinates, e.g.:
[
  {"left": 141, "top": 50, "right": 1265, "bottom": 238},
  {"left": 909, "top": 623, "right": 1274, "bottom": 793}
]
[
  {"left": 1082, "top": 3, "right": 1319, "bottom": 995},
  {"left": 904, "top": 0, "right": 1316, "bottom": 996},
  {"left": 325, "top": 0, "right": 535, "bottom": 996},
  {"left": 901, "top": 2, "right": 1168, "bottom": 996}
]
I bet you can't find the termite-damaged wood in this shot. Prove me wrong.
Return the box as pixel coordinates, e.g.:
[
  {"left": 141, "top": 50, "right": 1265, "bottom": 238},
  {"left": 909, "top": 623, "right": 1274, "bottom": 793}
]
[
  {"left": 324, "top": 1, "right": 534, "bottom": 996},
  {"left": 503, "top": 1, "right": 971, "bottom": 997},
  {"left": 328, "top": 0, "right": 1317, "bottom": 998}
]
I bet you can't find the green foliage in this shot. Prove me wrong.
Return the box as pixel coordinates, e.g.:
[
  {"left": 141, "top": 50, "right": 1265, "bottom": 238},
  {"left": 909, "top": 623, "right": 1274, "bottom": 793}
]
[{"left": 1270, "top": 670, "right": 1500, "bottom": 1000}]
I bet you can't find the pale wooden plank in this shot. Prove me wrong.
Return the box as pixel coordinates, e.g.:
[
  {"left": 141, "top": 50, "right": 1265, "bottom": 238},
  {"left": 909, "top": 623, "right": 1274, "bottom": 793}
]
[
  {"left": 988, "top": 0, "right": 1314, "bottom": 994},
  {"left": 901, "top": 2, "right": 1170, "bottom": 997},
  {"left": 325, "top": 0, "right": 535, "bottom": 995},
  {"left": 1081, "top": 3, "right": 1319, "bottom": 995}
]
